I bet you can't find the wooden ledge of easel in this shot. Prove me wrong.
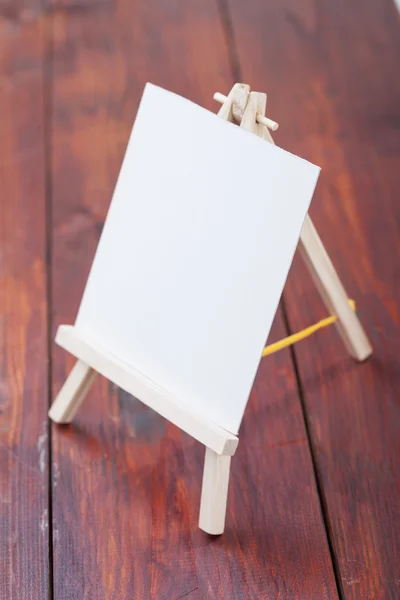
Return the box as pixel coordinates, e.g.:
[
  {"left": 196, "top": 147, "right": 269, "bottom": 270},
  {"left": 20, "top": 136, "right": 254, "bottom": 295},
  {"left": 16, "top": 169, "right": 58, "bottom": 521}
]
[{"left": 51, "top": 325, "right": 239, "bottom": 457}]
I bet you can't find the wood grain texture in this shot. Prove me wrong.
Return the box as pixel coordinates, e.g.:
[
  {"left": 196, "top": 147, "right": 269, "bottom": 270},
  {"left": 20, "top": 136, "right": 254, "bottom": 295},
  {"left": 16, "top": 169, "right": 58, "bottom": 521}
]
[
  {"left": 49, "top": 0, "right": 338, "bottom": 598},
  {"left": 227, "top": 0, "right": 400, "bottom": 597},
  {"left": 0, "top": 1, "right": 43, "bottom": 20},
  {"left": 0, "top": 12, "right": 49, "bottom": 600}
]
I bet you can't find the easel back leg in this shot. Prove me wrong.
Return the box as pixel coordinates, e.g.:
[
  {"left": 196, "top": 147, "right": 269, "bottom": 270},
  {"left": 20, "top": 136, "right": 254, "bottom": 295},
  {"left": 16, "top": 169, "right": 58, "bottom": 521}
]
[{"left": 300, "top": 215, "right": 372, "bottom": 361}]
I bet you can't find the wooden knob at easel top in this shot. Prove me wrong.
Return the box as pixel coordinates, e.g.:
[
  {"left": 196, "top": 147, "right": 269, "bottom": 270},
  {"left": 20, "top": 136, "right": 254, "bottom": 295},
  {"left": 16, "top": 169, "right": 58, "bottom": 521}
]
[{"left": 213, "top": 92, "right": 279, "bottom": 131}]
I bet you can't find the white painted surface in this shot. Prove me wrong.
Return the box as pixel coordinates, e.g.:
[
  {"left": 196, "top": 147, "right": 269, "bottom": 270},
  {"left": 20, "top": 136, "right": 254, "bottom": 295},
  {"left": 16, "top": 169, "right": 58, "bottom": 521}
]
[{"left": 76, "top": 83, "right": 320, "bottom": 434}]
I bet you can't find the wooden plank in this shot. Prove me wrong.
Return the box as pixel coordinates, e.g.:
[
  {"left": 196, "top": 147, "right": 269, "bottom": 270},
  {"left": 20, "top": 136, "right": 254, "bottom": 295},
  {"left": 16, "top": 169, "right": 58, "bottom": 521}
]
[
  {"left": 49, "top": 1, "right": 338, "bottom": 598},
  {"left": 227, "top": 0, "right": 400, "bottom": 597},
  {"left": 0, "top": 11, "right": 49, "bottom": 600}
]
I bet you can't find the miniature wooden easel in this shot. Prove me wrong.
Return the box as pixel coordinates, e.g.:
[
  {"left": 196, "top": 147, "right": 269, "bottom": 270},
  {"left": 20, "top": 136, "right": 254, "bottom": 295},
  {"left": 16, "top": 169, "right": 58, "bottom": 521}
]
[{"left": 49, "top": 84, "right": 372, "bottom": 535}]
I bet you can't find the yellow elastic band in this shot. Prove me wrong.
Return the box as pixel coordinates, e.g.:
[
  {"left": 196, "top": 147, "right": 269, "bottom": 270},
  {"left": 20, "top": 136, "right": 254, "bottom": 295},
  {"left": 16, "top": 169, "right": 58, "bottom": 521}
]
[{"left": 262, "top": 299, "right": 356, "bottom": 357}]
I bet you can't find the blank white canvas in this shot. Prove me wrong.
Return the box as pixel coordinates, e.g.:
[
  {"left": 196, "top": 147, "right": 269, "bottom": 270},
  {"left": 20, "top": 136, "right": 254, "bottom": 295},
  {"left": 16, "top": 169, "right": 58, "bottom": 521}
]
[{"left": 76, "top": 83, "right": 320, "bottom": 434}]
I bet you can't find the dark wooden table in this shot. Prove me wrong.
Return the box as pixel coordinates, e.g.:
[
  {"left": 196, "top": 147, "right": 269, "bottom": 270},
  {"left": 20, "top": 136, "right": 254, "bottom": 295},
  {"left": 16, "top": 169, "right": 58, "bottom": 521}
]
[{"left": 1, "top": 1, "right": 399, "bottom": 598}]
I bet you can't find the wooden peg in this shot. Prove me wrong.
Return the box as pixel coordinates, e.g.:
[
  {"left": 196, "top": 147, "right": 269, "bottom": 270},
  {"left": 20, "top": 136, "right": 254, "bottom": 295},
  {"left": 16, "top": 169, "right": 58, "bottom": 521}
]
[
  {"left": 217, "top": 83, "right": 250, "bottom": 123},
  {"left": 214, "top": 91, "right": 279, "bottom": 131}
]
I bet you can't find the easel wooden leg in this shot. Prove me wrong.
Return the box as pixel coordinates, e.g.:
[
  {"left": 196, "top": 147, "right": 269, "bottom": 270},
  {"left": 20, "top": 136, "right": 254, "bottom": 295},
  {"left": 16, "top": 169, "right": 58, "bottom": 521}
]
[
  {"left": 199, "top": 447, "right": 231, "bottom": 535},
  {"left": 49, "top": 359, "right": 97, "bottom": 423},
  {"left": 299, "top": 215, "right": 372, "bottom": 361}
]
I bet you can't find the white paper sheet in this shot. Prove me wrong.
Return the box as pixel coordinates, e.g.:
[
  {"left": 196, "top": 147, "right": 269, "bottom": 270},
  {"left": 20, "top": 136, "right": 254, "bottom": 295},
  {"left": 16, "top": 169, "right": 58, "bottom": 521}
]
[{"left": 76, "top": 83, "right": 320, "bottom": 434}]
